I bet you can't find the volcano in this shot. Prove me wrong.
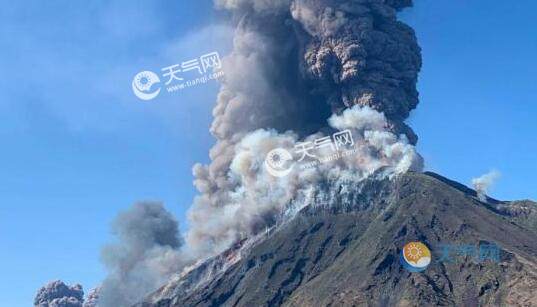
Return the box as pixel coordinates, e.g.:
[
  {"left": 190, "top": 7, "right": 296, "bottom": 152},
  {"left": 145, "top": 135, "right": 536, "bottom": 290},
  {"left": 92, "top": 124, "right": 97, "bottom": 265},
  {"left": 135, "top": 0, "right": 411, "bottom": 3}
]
[
  {"left": 136, "top": 172, "right": 537, "bottom": 306},
  {"left": 29, "top": 0, "right": 537, "bottom": 306}
]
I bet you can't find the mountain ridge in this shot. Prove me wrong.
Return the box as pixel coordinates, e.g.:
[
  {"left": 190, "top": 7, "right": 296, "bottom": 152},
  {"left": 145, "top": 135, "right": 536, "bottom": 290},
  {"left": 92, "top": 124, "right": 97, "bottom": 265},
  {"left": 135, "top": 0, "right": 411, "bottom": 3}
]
[{"left": 137, "top": 172, "right": 537, "bottom": 306}]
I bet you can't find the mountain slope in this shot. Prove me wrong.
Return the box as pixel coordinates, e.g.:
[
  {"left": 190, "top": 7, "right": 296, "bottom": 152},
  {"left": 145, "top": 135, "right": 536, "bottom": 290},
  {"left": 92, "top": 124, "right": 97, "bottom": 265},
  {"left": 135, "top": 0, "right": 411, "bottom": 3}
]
[{"left": 137, "top": 172, "right": 537, "bottom": 306}]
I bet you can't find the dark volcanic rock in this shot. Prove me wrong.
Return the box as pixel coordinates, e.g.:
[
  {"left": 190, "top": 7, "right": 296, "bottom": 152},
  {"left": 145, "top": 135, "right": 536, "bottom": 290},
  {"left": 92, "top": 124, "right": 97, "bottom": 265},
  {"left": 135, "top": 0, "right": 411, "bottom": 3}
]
[{"left": 137, "top": 172, "right": 537, "bottom": 306}]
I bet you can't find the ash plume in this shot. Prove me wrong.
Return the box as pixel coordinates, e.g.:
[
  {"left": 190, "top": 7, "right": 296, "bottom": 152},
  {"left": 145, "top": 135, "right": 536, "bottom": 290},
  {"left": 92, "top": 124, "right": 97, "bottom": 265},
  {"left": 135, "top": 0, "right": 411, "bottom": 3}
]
[
  {"left": 472, "top": 170, "right": 501, "bottom": 201},
  {"left": 34, "top": 280, "right": 84, "bottom": 307},
  {"left": 97, "top": 202, "right": 186, "bottom": 307},
  {"left": 187, "top": 0, "right": 422, "bottom": 259},
  {"left": 214, "top": 0, "right": 421, "bottom": 142}
]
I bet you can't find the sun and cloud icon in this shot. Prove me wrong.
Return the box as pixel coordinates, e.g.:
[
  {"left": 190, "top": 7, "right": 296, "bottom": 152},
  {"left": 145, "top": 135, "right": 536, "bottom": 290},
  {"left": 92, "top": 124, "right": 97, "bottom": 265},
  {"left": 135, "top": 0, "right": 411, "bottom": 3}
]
[{"left": 400, "top": 241, "right": 432, "bottom": 272}]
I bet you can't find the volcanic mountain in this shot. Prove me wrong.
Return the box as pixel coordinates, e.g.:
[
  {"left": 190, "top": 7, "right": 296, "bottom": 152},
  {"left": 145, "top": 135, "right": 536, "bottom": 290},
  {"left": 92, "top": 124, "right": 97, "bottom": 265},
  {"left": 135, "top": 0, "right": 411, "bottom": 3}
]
[{"left": 136, "top": 172, "right": 537, "bottom": 306}]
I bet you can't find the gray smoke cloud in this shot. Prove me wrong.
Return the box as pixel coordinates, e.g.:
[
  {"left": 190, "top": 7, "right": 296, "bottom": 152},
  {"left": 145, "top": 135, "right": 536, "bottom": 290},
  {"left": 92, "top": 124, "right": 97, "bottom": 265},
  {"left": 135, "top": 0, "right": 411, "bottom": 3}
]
[
  {"left": 472, "top": 170, "right": 501, "bottom": 201},
  {"left": 96, "top": 202, "right": 186, "bottom": 307},
  {"left": 34, "top": 280, "right": 84, "bottom": 307}
]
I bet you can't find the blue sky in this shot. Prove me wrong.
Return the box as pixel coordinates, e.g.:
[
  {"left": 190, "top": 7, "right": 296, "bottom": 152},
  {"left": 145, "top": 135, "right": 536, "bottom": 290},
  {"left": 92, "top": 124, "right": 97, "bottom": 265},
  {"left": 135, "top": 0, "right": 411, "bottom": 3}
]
[{"left": 0, "top": 1, "right": 536, "bottom": 306}]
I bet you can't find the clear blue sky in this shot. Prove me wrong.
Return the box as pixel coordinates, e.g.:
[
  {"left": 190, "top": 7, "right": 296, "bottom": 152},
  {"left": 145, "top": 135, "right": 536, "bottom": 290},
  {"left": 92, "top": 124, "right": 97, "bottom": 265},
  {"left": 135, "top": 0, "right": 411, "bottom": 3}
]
[{"left": 0, "top": 1, "right": 535, "bottom": 306}]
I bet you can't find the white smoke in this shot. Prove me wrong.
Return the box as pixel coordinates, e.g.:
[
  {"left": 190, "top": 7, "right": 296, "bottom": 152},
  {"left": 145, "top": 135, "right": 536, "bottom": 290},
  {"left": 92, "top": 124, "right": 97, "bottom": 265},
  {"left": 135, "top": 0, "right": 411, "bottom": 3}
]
[
  {"left": 187, "top": 105, "right": 422, "bottom": 259},
  {"left": 472, "top": 170, "right": 501, "bottom": 201}
]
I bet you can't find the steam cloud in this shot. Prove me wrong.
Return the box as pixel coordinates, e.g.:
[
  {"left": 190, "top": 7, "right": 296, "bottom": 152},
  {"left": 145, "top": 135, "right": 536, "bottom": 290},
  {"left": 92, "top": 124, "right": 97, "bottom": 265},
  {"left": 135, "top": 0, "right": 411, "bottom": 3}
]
[
  {"left": 472, "top": 170, "right": 501, "bottom": 201},
  {"left": 34, "top": 280, "right": 84, "bottom": 307}
]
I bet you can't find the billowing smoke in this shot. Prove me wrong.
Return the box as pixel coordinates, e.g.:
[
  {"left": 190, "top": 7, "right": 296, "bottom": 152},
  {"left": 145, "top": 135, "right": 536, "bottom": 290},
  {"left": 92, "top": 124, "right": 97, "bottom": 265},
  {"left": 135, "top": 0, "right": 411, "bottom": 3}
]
[
  {"left": 189, "top": 105, "right": 421, "bottom": 256},
  {"left": 187, "top": 0, "right": 422, "bottom": 259},
  {"left": 214, "top": 0, "right": 421, "bottom": 142},
  {"left": 472, "top": 170, "right": 501, "bottom": 201},
  {"left": 34, "top": 280, "right": 84, "bottom": 307},
  {"left": 96, "top": 202, "right": 186, "bottom": 307}
]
